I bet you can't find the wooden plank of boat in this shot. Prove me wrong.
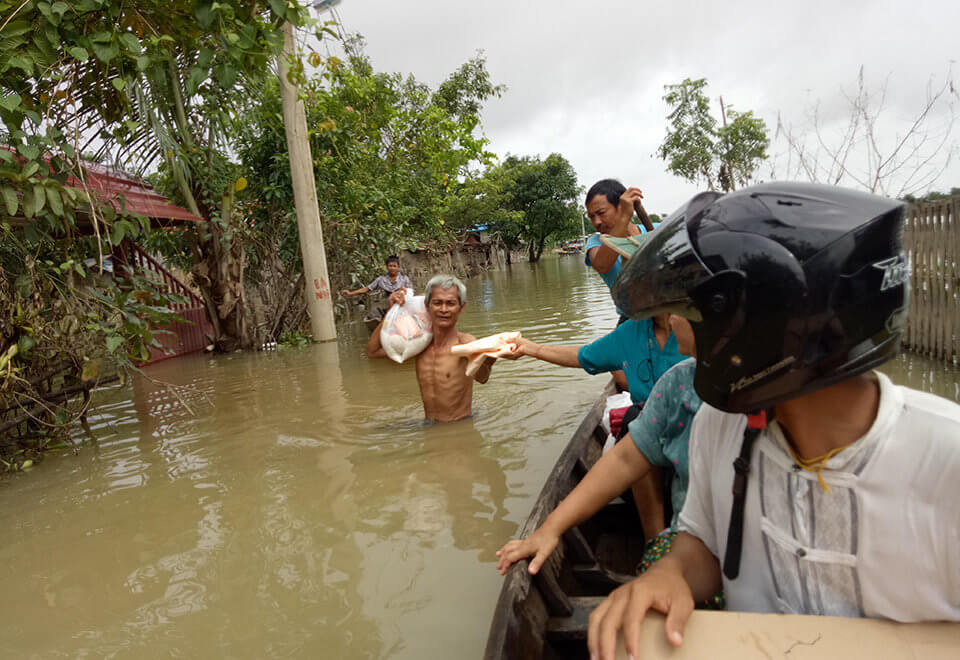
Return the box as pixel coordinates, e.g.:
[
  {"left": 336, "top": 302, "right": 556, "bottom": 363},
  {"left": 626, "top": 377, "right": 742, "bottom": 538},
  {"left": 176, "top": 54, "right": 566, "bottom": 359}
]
[{"left": 485, "top": 381, "right": 646, "bottom": 660}]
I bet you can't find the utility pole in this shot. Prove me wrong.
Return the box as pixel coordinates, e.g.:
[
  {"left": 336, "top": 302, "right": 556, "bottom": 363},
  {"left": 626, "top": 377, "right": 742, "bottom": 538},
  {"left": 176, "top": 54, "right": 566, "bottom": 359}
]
[{"left": 278, "top": 19, "right": 337, "bottom": 342}]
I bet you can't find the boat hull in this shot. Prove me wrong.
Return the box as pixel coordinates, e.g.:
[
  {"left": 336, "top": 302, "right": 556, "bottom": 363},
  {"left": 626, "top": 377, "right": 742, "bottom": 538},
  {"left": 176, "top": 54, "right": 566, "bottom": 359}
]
[{"left": 485, "top": 382, "right": 645, "bottom": 660}]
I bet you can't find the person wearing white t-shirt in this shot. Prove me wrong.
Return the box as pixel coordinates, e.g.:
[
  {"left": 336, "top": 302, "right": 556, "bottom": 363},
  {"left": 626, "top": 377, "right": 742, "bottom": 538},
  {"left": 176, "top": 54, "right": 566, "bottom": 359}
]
[
  {"left": 585, "top": 183, "right": 960, "bottom": 660},
  {"left": 680, "top": 374, "right": 960, "bottom": 620}
]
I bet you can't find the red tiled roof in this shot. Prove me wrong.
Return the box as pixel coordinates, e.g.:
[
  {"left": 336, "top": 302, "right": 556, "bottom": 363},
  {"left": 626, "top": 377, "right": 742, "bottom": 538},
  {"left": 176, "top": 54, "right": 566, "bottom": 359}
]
[
  {"left": 68, "top": 161, "right": 203, "bottom": 223},
  {"left": 2, "top": 146, "right": 203, "bottom": 223}
]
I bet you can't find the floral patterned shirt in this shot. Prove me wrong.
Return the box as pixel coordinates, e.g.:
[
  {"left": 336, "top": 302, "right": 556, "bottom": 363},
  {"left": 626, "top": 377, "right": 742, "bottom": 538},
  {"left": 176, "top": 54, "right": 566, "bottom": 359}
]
[{"left": 627, "top": 357, "right": 700, "bottom": 530}]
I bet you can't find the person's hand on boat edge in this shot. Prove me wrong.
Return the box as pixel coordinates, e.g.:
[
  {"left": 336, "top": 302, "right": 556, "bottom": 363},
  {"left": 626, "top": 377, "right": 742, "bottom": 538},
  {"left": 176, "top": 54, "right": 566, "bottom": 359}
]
[
  {"left": 495, "top": 526, "right": 560, "bottom": 575},
  {"left": 587, "top": 558, "right": 693, "bottom": 660}
]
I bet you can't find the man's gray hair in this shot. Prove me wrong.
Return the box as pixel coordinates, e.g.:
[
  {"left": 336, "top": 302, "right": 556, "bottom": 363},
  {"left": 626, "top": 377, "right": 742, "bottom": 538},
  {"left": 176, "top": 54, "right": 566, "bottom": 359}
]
[{"left": 424, "top": 274, "right": 467, "bottom": 306}]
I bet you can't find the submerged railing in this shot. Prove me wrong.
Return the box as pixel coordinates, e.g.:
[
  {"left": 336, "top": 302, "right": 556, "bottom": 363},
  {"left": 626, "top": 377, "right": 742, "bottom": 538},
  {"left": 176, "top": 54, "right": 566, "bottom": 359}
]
[{"left": 114, "top": 240, "right": 214, "bottom": 364}]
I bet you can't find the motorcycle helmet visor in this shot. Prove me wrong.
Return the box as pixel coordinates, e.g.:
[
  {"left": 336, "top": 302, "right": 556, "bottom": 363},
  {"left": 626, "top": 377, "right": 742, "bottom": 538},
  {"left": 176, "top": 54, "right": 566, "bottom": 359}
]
[{"left": 611, "top": 192, "right": 721, "bottom": 322}]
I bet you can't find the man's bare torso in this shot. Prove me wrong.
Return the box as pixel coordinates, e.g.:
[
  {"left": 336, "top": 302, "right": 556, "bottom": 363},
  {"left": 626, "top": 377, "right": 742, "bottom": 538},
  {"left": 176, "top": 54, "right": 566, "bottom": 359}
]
[{"left": 415, "top": 332, "right": 476, "bottom": 422}]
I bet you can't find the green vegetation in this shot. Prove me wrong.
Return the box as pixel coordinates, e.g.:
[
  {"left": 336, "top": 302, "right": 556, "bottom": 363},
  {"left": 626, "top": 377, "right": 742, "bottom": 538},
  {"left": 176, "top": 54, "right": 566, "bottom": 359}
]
[
  {"left": 657, "top": 77, "right": 769, "bottom": 192},
  {"left": 903, "top": 188, "right": 960, "bottom": 204},
  {"left": 278, "top": 330, "right": 312, "bottom": 348},
  {"left": 226, "top": 45, "right": 503, "bottom": 318},
  {"left": 445, "top": 153, "right": 582, "bottom": 263},
  {"left": 0, "top": 0, "right": 312, "bottom": 462}
]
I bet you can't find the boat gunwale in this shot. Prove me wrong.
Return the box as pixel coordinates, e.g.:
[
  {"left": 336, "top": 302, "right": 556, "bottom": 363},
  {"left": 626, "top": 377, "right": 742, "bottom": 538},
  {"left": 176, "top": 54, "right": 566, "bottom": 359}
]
[{"left": 484, "top": 381, "right": 616, "bottom": 660}]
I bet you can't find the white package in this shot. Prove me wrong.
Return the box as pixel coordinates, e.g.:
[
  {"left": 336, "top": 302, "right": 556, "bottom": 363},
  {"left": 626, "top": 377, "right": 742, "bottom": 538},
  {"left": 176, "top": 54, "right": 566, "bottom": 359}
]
[{"left": 380, "top": 289, "right": 433, "bottom": 363}]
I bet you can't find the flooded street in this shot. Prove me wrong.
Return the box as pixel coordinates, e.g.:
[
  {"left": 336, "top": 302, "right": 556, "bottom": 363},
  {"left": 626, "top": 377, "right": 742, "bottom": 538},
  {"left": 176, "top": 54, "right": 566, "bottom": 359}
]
[{"left": 2, "top": 256, "right": 959, "bottom": 659}]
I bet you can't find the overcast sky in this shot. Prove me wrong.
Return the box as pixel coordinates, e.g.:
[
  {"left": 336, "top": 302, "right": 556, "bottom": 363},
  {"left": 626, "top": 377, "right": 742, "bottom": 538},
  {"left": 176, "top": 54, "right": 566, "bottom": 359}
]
[{"left": 323, "top": 0, "right": 959, "bottom": 215}]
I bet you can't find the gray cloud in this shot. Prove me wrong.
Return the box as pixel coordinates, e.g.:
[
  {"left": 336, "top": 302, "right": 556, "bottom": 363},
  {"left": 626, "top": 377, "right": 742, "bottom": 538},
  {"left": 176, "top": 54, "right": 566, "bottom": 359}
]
[{"left": 328, "top": 0, "right": 960, "bottom": 210}]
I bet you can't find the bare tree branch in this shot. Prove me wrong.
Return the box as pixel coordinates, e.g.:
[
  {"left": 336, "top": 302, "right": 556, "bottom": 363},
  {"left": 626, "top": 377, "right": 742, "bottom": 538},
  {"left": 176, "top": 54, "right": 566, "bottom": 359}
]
[{"left": 773, "top": 66, "right": 958, "bottom": 199}]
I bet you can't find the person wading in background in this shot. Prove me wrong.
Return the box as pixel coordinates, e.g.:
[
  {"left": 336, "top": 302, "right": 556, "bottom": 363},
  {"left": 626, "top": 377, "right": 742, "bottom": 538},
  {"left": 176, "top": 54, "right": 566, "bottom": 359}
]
[{"left": 342, "top": 255, "right": 414, "bottom": 323}]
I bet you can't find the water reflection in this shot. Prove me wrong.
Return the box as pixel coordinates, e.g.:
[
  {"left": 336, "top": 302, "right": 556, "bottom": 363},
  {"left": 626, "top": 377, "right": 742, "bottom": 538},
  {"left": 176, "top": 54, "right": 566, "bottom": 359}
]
[
  {"left": 880, "top": 351, "right": 960, "bottom": 402},
  {"left": 384, "top": 419, "right": 512, "bottom": 558}
]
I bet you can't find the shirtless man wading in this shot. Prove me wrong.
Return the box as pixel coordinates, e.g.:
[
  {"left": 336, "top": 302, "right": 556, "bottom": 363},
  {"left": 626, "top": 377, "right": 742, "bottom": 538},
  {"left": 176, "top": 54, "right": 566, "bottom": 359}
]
[{"left": 365, "top": 274, "right": 495, "bottom": 422}]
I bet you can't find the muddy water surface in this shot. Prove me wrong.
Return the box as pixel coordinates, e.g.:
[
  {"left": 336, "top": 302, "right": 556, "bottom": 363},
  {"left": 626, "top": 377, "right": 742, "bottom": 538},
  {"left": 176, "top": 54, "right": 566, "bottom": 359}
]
[{"left": 1, "top": 256, "right": 958, "bottom": 659}]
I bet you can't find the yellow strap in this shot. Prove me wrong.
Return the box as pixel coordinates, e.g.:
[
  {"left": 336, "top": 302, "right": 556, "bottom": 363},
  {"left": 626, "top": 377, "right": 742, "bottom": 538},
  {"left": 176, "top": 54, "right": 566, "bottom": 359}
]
[{"left": 786, "top": 444, "right": 852, "bottom": 493}]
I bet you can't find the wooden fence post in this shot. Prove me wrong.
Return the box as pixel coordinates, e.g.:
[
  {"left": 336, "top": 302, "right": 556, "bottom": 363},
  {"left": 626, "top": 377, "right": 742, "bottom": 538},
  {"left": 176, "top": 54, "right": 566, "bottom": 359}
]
[
  {"left": 905, "top": 205, "right": 915, "bottom": 350},
  {"left": 903, "top": 195, "right": 960, "bottom": 363},
  {"left": 944, "top": 196, "right": 960, "bottom": 362}
]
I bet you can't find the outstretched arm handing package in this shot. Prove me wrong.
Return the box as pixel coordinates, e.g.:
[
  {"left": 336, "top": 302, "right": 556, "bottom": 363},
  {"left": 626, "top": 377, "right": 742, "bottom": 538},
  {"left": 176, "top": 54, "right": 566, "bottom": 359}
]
[{"left": 450, "top": 332, "right": 522, "bottom": 376}]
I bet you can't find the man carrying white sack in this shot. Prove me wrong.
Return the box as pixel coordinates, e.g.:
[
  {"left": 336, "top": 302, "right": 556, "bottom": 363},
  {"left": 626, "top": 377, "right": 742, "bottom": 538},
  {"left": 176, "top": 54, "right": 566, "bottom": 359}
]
[{"left": 366, "top": 274, "right": 510, "bottom": 422}]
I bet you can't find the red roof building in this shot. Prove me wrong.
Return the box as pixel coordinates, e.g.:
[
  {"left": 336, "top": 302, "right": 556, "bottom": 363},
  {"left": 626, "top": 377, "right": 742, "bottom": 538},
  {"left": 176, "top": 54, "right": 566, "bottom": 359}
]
[
  {"left": 69, "top": 161, "right": 203, "bottom": 224},
  {"left": 0, "top": 146, "right": 203, "bottom": 225}
]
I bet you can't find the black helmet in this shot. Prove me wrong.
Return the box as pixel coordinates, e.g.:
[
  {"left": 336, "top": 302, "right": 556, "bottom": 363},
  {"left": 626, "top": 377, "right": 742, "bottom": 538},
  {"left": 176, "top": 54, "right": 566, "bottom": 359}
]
[{"left": 612, "top": 182, "right": 909, "bottom": 413}]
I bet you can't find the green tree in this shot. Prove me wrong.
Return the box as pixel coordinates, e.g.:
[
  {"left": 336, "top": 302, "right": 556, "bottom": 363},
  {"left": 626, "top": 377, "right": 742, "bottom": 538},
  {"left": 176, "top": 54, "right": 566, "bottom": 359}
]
[
  {"left": 2, "top": 0, "right": 317, "bottom": 355},
  {"left": 453, "top": 154, "right": 581, "bottom": 263},
  {"left": 0, "top": 0, "right": 310, "bottom": 455},
  {"left": 442, "top": 167, "right": 522, "bottom": 258},
  {"left": 903, "top": 187, "right": 960, "bottom": 204},
  {"left": 120, "top": 1, "right": 314, "bottom": 352},
  {"left": 507, "top": 154, "right": 582, "bottom": 262},
  {"left": 230, "top": 48, "right": 503, "bottom": 335},
  {"left": 657, "top": 77, "right": 769, "bottom": 192}
]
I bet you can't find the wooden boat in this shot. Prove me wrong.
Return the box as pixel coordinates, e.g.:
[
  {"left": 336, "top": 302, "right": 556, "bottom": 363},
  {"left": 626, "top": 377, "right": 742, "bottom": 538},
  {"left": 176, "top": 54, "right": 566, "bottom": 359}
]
[{"left": 485, "top": 382, "right": 646, "bottom": 660}]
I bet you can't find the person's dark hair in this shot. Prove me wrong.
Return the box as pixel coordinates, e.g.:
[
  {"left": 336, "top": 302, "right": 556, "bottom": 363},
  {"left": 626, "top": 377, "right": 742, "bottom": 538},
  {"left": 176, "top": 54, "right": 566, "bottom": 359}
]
[
  {"left": 585, "top": 179, "right": 626, "bottom": 208},
  {"left": 385, "top": 255, "right": 400, "bottom": 265}
]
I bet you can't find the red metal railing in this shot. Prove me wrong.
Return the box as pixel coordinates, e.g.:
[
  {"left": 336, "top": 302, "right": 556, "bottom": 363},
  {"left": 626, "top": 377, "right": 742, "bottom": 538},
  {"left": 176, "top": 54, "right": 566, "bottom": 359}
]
[{"left": 114, "top": 240, "right": 214, "bottom": 364}]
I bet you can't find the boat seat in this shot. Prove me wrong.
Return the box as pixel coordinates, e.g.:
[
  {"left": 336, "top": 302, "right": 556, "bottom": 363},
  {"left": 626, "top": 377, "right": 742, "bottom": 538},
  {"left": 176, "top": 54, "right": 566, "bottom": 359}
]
[
  {"left": 564, "top": 526, "right": 635, "bottom": 593},
  {"left": 545, "top": 596, "right": 606, "bottom": 642}
]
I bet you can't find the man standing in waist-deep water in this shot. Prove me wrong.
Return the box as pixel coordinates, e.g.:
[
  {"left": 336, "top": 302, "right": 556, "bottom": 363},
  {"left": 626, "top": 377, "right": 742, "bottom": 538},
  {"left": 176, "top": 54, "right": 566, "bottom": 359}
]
[{"left": 366, "top": 274, "right": 498, "bottom": 422}]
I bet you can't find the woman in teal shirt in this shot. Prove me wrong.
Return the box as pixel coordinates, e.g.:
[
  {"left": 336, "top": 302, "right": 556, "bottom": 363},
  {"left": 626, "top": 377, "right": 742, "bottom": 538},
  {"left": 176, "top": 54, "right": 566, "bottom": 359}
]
[
  {"left": 506, "top": 313, "right": 685, "bottom": 540},
  {"left": 510, "top": 315, "right": 684, "bottom": 405},
  {"left": 497, "top": 316, "right": 719, "bottom": 601},
  {"left": 576, "top": 317, "right": 682, "bottom": 404}
]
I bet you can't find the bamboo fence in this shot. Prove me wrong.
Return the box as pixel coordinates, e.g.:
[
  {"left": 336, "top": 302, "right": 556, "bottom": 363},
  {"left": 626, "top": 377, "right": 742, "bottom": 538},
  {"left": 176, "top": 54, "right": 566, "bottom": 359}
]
[{"left": 903, "top": 195, "right": 960, "bottom": 363}]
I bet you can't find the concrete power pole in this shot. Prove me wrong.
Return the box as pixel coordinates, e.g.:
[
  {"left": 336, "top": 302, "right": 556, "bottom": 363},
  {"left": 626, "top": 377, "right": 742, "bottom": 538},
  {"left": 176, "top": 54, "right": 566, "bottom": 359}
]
[{"left": 278, "top": 20, "right": 337, "bottom": 342}]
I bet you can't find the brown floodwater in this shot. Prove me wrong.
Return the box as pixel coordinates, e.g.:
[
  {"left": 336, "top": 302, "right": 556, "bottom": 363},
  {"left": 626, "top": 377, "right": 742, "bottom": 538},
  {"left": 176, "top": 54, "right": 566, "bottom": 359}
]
[{"left": 1, "top": 256, "right": 958, "bottom": 659}]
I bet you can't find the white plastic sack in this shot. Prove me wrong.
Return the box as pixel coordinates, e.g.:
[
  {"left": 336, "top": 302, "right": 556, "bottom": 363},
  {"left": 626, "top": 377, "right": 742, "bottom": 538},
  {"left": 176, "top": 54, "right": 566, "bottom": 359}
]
[
  {"left": 381, "top": 288, "right": 433, "bottom": 363},
  {"left": 601, "top": 392, "right": 633, "bottom": 435}
]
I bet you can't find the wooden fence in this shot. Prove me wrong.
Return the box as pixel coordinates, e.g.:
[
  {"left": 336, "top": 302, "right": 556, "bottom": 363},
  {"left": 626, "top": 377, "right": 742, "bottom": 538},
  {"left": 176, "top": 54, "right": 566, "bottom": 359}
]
[{"left": 903, "top": 196, "right": 960, "bottom": 363}]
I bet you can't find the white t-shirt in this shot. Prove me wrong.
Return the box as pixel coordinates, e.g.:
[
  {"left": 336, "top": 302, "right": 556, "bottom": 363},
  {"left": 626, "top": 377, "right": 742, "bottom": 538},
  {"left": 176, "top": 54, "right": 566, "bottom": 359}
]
[{"left": 679, "top": 371, "right": 960, "bottom": 622}]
